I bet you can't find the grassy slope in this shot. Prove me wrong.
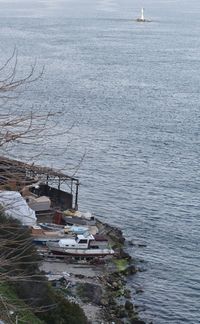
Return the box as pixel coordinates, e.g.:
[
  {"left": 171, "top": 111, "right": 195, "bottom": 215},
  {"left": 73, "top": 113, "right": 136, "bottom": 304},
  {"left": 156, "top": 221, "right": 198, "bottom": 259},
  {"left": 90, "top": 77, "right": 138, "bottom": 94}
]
[
  {"left": 0, "top": 283, "right": 44, "bottom": 323},
  {"left": 0, "top": 209, "right": 87, "bottom": 324}
]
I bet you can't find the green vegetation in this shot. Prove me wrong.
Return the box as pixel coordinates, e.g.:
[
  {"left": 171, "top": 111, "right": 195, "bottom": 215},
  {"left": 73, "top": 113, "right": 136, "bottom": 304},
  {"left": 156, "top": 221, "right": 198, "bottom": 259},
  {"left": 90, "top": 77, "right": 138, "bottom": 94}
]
[
  {"left": 0, "top": 282, "right": 44, "bottom": 323},
  {"left": 114, "top": 258, "right": 129, "bottom": 272},
  {"left": 0, "top": 209, "right": 87, "bottom": 324}
]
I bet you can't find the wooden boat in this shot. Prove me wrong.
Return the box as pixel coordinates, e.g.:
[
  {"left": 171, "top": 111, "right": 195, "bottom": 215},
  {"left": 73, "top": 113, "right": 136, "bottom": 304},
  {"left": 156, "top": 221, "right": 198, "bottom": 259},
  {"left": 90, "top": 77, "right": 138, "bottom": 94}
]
[
  {"left": 39, "top": 223, "right": 65, "bottom": 231},
  {"left": 39, "top": 223, "right": 91, "bottom": 235},
  {"left": 63, "top": 215, "right": 96, "bottom": 226},
  {"left": 47, "top": 234, "right": 114, "bottom": 257}
]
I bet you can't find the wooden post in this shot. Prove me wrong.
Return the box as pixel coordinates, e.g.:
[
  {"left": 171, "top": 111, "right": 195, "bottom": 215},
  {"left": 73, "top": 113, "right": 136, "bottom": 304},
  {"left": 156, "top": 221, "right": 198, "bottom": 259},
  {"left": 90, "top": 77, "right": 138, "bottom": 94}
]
[
  {"left": 74, "top": 180, "right": 79, "bottom": 210},
  {"left": 71, "top": 179, "right": 73, "bottom": 195}
]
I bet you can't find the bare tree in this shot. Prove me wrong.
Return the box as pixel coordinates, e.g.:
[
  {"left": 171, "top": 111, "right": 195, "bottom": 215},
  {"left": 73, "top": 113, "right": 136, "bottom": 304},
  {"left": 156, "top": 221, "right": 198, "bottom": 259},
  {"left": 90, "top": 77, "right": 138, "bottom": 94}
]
[
  {"left": 0, "top": 50, "right": 58, "bottom": 154},
  {"left": 0, "top": 50, "right": 85, "bottom": 176},
  {"left": 0, "top": 52, "right": 87, "bottom": 323},
  {"left": 0, "top": 51, "right": 51, "bottom": 321}
]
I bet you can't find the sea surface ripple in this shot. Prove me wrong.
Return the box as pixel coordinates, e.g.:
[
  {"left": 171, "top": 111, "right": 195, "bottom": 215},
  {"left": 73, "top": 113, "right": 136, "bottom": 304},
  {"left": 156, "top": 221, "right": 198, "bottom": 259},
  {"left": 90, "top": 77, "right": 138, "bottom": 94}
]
[{"left": 0, "top": 0, "right": 199, "bottom": 323}]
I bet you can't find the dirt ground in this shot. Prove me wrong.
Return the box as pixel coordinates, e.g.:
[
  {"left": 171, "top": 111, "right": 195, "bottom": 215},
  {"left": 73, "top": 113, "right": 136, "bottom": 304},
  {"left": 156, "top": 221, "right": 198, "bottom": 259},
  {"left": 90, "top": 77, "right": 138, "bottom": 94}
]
[{"left": 40, "top": 260, "right": 107, "bottom": 323}]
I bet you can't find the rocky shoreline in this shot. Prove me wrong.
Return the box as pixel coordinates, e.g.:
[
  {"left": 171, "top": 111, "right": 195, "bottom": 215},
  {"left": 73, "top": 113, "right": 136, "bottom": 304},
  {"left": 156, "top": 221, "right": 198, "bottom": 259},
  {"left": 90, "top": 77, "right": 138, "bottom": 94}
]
[
  {"left": 41, "top": 218, "right": 145, "bottom": 324},
  {"left": 0, "top": 157, "right": 146, "bottom": 323}
]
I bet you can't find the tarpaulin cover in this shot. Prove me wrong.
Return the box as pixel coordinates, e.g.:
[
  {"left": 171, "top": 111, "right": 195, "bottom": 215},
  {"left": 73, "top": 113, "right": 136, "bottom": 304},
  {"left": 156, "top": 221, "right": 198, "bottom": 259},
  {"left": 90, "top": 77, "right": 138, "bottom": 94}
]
[{"left": 0, "top": 190, "right": 37, "bottom": 226}]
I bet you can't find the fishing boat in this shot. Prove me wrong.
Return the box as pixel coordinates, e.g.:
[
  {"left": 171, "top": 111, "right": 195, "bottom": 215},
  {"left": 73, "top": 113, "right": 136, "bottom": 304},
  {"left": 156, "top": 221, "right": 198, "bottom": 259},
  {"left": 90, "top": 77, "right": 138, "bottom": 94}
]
[{"left": 47, "top": 234, "right": 115, "bottom": 257}]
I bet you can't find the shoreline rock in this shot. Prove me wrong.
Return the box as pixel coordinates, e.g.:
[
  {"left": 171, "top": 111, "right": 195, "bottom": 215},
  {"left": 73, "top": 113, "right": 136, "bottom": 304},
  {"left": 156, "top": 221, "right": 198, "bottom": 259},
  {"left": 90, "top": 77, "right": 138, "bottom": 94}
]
[
  {"left": 41, "top": 216, "right": 145, "bottom": 323},
  {"left": 0, "top": 156, "right": 145, "bottom": 323}
]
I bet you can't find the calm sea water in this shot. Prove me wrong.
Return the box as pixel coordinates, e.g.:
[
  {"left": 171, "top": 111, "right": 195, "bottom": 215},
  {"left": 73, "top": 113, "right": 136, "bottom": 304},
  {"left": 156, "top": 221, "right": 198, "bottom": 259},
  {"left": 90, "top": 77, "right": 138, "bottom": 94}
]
[{"left": 0, "top": 0, "right": 199, "bottom": 323}]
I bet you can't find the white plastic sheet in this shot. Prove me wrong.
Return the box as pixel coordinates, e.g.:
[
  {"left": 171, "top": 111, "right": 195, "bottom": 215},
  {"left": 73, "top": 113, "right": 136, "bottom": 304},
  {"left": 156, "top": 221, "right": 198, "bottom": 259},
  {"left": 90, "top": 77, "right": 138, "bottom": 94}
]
[{"left": 0, "top": 191, "right": 37, "bottom": 226}]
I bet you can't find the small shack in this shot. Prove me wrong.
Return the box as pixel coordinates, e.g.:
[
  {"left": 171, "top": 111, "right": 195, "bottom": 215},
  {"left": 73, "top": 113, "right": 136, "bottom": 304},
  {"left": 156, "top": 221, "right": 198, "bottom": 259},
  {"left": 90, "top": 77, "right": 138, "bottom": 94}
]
[{"left": 0, "top": 156, "right": 79, "bottom": 211}]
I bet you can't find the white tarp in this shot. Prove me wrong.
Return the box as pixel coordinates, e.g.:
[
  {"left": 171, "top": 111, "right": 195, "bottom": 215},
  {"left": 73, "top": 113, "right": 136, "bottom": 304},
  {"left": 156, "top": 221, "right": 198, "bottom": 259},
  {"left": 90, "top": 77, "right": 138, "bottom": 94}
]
[{"left": 0, "top": 190, "right": 37, "bottom": 226}]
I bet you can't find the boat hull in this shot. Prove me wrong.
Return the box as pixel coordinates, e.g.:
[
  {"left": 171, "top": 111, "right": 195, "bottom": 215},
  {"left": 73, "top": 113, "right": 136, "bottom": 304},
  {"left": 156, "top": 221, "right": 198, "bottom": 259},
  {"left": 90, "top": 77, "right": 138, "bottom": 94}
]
[
  {"left": 33, "top": 238, "right": 60, "bottom": 245},
  {"left": 47, "top": 245, "right": 114, "bottom": 257},
  {"left": 63, "top": 216, "right": 96, "bottom": 226}
]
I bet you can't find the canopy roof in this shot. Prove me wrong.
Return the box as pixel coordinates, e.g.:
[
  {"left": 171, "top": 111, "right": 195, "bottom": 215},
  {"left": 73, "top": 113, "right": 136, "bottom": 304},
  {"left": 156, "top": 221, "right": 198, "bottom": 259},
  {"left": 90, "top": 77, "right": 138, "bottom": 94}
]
[
  {"left": 0, "top": 156, "right": 78, "bottom": 181},
  {"left": 0, "top": 156, "right": 80, "bottom": 210},
  {"left": 0, "top": 156, "right": 79, "bottom": 187}
]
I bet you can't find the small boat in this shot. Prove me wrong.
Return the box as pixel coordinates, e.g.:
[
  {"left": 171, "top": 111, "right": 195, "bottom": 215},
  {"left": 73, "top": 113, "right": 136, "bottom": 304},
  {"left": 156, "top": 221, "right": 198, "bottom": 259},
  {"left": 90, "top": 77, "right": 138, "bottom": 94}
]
[
  {"left": 47, "top": 234, "right": 115, "bottom": 257},
  {"left": 64, "top": 225, "right": 89, "bottom": 235},
  {"left": 31, "top": 225, "right": 68, "bottom": 246},
  {"left": 63, "top": 215, "right": 96, "bottom": 226},
  {"left": 136, "top": 8, "right": 151, "bottom": 22},
  {"left": 33, "top": 237, "right": 60, "bottom": 245},
  {"left": 39, "top": 222, "right": 94, "bottom": 235},
  {"left": 39, "top": 223, "right": 65, "bottom": 231}
]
